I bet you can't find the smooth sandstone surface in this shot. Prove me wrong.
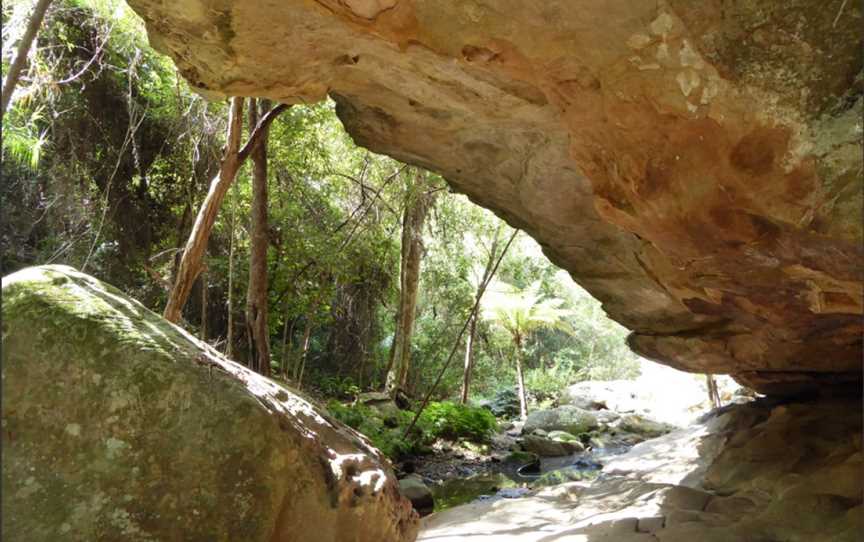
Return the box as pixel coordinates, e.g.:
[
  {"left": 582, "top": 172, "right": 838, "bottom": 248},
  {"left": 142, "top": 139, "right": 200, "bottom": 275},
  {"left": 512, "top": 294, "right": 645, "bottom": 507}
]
[
  {"left": 124, "top": 0, "right": 863, "bottom": 394},
  {"left": 1, "top": 266, "right": 418, "bottom": 542}
]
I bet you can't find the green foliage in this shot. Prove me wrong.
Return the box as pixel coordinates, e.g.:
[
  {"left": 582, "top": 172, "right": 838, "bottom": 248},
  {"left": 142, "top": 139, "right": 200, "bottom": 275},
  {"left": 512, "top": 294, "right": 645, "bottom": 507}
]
[
  {"left": 417, "top": 401, "right": 497, "bottom": 443},
  {"left": 1, "top": 0, "right": 644, "bottom": 416},
  {"left": 310, "top": 373, "right": 360, "bottom": 400},
  {"left": 523, "top": 362, "right": 574, "bottom": 401},
  {"left": 2, "top": 0, "right": 224, "bottom": 303},
  {"left": 326, "top": 400, "right": 496, "bottom": 460},
  {"left": 326, "top": 400, "right": 371, "bottom": 429},
  {"left": 478, "top": 261, "right": 641, "bottom": 402},
  {"left": 326, "top": 401, "right": 428, "bottom": 460},
  {"left": 482, "top": 280, "right": 573, "bottom": 341}
]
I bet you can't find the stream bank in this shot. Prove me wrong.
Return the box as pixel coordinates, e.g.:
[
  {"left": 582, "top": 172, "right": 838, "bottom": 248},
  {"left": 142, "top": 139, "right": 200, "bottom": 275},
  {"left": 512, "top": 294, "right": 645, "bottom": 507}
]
[
  {"left": 398, "top": 373, "right": 728, "bottom": 515},
  {"left": 418, "top": 396, "right": 863, "bottom": 541}
]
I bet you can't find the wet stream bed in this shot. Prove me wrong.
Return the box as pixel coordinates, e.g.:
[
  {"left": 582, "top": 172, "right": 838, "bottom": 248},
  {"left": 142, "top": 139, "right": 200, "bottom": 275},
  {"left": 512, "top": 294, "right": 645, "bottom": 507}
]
[{"left": 427, "top": 448, "right": 626, "bottom": 513}]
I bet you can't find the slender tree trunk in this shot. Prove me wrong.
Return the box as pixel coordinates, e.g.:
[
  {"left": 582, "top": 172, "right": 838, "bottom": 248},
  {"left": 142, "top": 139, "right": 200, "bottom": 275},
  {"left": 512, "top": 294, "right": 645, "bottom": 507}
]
[
  {"left": 1, "top": 0, "right": 53, "bottom": 114},
  {"left": 459, "top": 315, "right": 477, "bottom": 404},
  {"left": 385, "top": 170, "right": 436, "bottom": 396},
  {"left": 245, "top": 98, "right": 272, "bottom": 377},
  {"left": 279, "top": 311, "right": 294, "bottom": 378},
  {"left": 514, "top": 338, "right": 528, "bottom": 420},
  {"left": 293, "top": 292, "right": 322, "bottom": 385},
  {"left": 381, "top": 304, "right": 400, "bottom": 386},
  {"left": 706, "top": 374, "right": 721, "bottom": 409},
  {"left": 296, "top": 319, "right": 314, "bottom": 389},
  {"left": 225, "top": 180, "right": 237, "bottom": 358},
  {"left": 460, "top": 225, "right": 503, "bottom": 404},
  {"left": 164, "top": 97, "right": 244, "bottom": 323},
  {"left": 199, "top": 266, "right": 208, "bottom": 341},
  {"left": 163, "top": 100, "right": 288, "bottom": 324}
]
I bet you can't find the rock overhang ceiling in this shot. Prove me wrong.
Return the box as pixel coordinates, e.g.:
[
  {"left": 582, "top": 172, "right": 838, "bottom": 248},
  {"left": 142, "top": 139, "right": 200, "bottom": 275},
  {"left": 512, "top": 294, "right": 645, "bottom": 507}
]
[{"left": 125, "top": 0, "right": 863, "bottom": 395}]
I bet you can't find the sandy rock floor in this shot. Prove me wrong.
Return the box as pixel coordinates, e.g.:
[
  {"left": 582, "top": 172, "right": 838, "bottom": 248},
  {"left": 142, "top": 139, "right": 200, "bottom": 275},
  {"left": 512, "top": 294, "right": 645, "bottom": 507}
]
[{"left": 419, "top": 397, "right": 862, "bottom": 542}]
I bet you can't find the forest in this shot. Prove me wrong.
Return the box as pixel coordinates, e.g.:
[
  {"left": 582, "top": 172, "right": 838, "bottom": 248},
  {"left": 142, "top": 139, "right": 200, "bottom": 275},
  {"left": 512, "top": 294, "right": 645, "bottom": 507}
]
[
  {"left": 0, "top": 0, "right": 720, "bottom": 526},
  {"left": 4, "top": 1, "right": 858, "bottom": 541},
  {"left": 2, "top": 0, "right": 642, "bottom": 417}
]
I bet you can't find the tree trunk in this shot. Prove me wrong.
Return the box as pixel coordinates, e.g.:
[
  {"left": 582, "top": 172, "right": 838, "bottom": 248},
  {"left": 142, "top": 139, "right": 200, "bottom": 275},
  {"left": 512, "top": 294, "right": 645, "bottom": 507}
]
[
  {"left": 279, "top": 312, "right": 295, "bottom": 378},
  {"left": 163, "top": 99, "right": 288, "bottom": 324},
  {"left": 706, "top": 374, "right": 721, "bottom": 409},
  {"left": 385, "top": 170, "right": 436, "bottom": 396},
  {"left": 514, "top": 338, "right": 528, "bottom": 420},
  {"left": 199, "top": 266, "right": 208, "bottom": 341},
  {"left": 459, "top": 315, "right": 477, "bottom": 404},
  {"left": 1, "top": 0, "right": 53, "bottom": 113},
  {"left": 245, "top": 98, "right": 272, "bottom": 377},
  {"left": 225, "top": 179, "right": 237, "bottom": 358},
  {"left": 164, "top": 97, "right": 244, "bottom": 323},
  {"left": 381, "top": 304, "right": 400, "bottom": 386},
  {"left": 296, "top": 319, "right": 314, "bottom": 389},
  {"left": 460, "top": 224, "right": 503, "bottom": 404}
]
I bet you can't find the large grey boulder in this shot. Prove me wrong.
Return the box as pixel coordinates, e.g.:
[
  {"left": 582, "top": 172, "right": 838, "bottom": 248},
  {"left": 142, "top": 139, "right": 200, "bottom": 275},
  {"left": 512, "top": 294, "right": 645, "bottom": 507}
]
[
  {"left": 1, "top": 266, "right": 418, "bottom": 542},
  {"left": 558, "top": 381, "right": 645, "bottom": 413},
  {"left": 522, "top": 406, "right": 598, "bottom": 437},
  {"left": 522, "top": 431, "right": 585, "bottom": 457},
  {"left": 615, "top": 414, "right": 675, "bottom": 439},
  {"left": 356, "top": 391, "right": 402, "bottom": 422},
  {"left": 398, "top": 474, "right": 434, "bottom": 517}
]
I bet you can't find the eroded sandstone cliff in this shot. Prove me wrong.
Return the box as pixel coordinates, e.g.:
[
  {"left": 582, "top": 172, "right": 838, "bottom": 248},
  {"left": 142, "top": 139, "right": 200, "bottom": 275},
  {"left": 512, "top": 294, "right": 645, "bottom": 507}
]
[{"left": 125, "top": 0, "right": 863, "bottom": 394}]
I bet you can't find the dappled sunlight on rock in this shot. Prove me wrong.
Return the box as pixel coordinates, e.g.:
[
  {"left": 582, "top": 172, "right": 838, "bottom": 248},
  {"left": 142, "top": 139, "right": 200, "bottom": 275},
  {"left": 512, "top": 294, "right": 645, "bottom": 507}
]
[
  {"left": 2, "top": 265, "right": 418, "bottom": 541},
  {"left": 125, "top": 0, "right": 863, "bottom": 396},
  {"left": 419, "top": 397, "right": 862, "bottom": 541},
  {"left": 561, "top": 359, "right": 745, "bottom": 428}
]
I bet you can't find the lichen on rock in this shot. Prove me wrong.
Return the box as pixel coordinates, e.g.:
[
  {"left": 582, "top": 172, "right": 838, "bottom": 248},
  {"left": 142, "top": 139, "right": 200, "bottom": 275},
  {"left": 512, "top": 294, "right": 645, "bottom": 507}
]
[{"left": 1, "top": 265, "right": 418, "bottom": 542}]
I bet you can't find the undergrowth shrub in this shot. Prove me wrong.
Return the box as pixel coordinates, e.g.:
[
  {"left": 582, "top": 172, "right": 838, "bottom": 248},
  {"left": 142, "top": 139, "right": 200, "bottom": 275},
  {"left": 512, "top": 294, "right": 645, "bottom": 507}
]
[
  {"left": 326, "top": 399, "right": 497, "bottom": 460},
  {"left": 326, "top": 401, "right": 430, "bottom": 460},
  {"left": 417, "top": 401, "right": 497, "bottom": 443}
]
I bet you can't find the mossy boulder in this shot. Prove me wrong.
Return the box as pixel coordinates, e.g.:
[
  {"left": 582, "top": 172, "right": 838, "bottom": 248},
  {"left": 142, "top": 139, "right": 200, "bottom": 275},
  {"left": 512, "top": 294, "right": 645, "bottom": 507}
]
[
  {"left": 1, "top": 266, "right": 418, "bottom": 542},
  {"left": 615, "top": 414, "right": 676, "bottom": 439},
  {"left": 398, "top": 474, "right": 434, "bottom": 517},
  {"left": 522, "top": 406, "right": 598, "bottom": 437},
  {"left": 522, "top": 432, "right": 585, "bottom": 457},
  {"left": 356, "top": 391, "right": 402, "bottom": 423},
  {"left": 504, "top": 450, "right": 539, "bottom": 464}
]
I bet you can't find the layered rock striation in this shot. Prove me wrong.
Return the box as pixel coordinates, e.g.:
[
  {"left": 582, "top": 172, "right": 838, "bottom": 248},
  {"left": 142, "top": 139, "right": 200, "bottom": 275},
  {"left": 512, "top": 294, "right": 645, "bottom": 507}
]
[{"left": 125, "top": 0, "right": 863, "bottom": 393}]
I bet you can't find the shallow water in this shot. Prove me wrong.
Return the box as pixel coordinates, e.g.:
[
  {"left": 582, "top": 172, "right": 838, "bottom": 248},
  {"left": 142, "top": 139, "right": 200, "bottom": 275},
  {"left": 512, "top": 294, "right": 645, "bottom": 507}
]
[{"left": 429, "top": 452, "right": 609, "bottom": 512}]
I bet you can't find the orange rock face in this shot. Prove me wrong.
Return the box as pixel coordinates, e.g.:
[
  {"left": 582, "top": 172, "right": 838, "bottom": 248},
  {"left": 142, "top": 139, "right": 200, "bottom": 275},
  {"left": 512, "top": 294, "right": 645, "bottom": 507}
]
[{"left": 127, "top": 0, "right": 863, "bottom": 394}]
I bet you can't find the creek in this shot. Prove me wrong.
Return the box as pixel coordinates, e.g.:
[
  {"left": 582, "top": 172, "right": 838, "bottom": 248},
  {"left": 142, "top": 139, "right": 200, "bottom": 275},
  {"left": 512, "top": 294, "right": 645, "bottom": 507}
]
[{"left": 428, "top": 445, "right": 629, "bottom": 512}]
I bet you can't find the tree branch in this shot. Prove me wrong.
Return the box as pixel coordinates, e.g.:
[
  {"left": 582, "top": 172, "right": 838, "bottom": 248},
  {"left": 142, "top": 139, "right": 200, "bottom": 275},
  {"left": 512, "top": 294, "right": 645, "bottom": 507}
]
[
  {"left": 2, "top": 0, "right": 53, "bottom": 113},
  {"left": 237, "top": 103, "right": 289, "bottom": 162}
]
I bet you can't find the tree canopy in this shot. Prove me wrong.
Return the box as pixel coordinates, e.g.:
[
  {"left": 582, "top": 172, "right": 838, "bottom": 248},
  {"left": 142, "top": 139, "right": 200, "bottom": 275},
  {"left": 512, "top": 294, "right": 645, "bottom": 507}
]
[{"left": 2, "top": 0, "right": 641, "bottom": 408}]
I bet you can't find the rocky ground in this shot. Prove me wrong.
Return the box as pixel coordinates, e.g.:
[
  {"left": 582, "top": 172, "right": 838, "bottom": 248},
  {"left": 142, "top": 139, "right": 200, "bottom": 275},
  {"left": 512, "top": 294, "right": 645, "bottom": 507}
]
[
  {"left": 399, "top": 369, "right": 738, "bottom": 516},
  {"left": 419, "top": 396, "right": 863, "bottom": 541}
]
